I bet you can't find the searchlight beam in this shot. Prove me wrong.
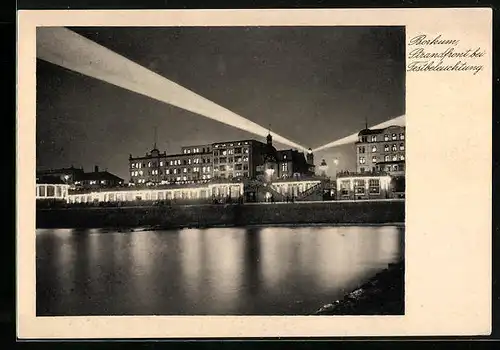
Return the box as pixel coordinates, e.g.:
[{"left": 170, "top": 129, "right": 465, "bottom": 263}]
[
  {"left": 312, "top": 115, "right": 406, "bottom": 152},
  {"left": 36, "top": 27, "right": 308, "bottom": 152}
]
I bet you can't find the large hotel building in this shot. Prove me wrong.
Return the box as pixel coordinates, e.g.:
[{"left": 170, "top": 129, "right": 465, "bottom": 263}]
[
  {"left": 128, "top": 133, "right": 315, "bottom": 186},
  {"left": 355, "top": 125, "right": 405, "bottom": 176}
]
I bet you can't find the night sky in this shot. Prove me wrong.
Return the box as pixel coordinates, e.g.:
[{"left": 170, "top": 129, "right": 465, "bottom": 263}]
[{"left": 36, "top": 26, "right": 405, "bottom": 180}]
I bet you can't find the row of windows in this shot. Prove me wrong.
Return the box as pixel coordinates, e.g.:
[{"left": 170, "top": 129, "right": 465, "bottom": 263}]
[
  {"left": 214, "top": 156, "right": 250, "bottom": 164},
  {"left": 214, "top": 147, "right": 249, "bottom": 156},
  {"left": 214, "top": 164, "right": 250, "bottom": 172},
  {"left": 339, "top": 179, "right": 381, "bottom": 196},
  {"left": 359, "top": 143, "right": 405, "bottom": 153},
  {"left": 131, "top": 158, "right": 212, "bottom": 169},
  {"left": 183, "top": 147, "right": 211, "bottom": 154},
  {"left": 359, "top": 154, "right": 405, "bottom": 164},
  {"left": 214, "top": 142, "right": 249, "bottom": 148},
  {"left": 135, "top": 174, "right": 214, "bottom": 184},
  {"left": 359, "top": 133, "right": 405, "bottom": 143},
  {"left": 131, "top": 166, "right": 213, "bottom": 177},
  {"left": 214, "top": 172, "right": 249, "bottom": 178}
]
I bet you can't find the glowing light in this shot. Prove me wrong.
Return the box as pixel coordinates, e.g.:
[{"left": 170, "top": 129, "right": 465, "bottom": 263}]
[
  {"left": 312, "top": 115, "right": 406, "bottom": 152},
  {"left": 36, "top": 27, "right": 307, "bottom": 151}
]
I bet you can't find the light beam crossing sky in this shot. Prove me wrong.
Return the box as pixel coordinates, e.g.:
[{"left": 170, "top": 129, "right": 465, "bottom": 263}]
[{"left": 36, "top": 27, "right": 309, "bottom": 152}]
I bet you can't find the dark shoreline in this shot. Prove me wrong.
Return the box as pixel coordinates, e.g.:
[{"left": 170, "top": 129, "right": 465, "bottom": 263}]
[
  {"left": 36, "top": 200, "right": 405, "bottom": 229},
  {"left": 314, "top": 260, "right": 405, "bottom": 315}
]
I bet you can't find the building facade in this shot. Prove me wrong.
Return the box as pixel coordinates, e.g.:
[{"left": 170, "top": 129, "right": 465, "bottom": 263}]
[
  {"left": 336, "top": 172, "right": 392, "bottom": 200},
  {"left": 355, "top": 125, "right": 406, "bottom": 176},
  {"left": 129, "top": 135, "right": 315, "bottom": 186}
]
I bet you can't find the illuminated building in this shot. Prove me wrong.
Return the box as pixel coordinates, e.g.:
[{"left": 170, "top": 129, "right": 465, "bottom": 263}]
[
  {"left": 36, "top": 175, "right": 70, "bottom": 201},
  {"left": 73, "top": 166, "right": 124, "bottom": 190},
  {"left": 37, "top": 166, "right": 124, "bottom": 190},
  {"left": 356, "top": 125, "right": 405, "bottom": 176},
  {"left": 336, "top": 172, "right": 392, "bottom": 200},
  {"left": 129, "top": 135, "right": 315, "bottom": 186}
]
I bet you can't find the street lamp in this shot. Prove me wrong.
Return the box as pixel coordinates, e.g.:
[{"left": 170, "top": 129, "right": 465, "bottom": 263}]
[{"left": 319, "top": 159, "right": 328, "bottom": 178}]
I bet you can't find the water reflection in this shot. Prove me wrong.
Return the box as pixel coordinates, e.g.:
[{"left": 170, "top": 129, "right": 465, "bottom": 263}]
[{"left": 36, "top": 225, "right": 403, "bottom": 316}]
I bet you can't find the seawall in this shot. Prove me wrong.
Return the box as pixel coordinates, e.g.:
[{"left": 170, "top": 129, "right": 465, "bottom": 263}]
[{"left": 36, "top": 199, "right": 405, "bottom": 229}]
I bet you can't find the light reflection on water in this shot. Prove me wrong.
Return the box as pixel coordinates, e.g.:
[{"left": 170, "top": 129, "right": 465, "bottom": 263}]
[{"left": 36, "top": 225, "right": 403, "bottom": 315}]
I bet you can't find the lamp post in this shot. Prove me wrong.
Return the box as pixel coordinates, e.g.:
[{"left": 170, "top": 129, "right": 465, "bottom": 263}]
[{"left": 319, "top": 159, "right": 328, "bottom": 178}]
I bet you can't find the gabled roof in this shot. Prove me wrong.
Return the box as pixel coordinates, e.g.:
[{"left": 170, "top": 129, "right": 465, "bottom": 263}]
[{"left": 36, "top": 175, "right": 66, "bottom": 185}]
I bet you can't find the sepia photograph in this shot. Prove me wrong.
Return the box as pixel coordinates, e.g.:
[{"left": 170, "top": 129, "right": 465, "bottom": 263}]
[
  {"left": 17, "top": 8, "right": 491, "bottom": 339},
  {"left": 35, "top": 25, "right": 406, "bottom": 316}
]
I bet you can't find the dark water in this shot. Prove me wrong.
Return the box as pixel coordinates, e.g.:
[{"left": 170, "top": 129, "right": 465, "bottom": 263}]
[{"left": 36, "top": 225, "right": 404, "bottom": 315}]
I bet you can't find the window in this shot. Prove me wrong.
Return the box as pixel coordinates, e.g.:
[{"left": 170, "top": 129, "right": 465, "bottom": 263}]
[
  {"left": 371, "top": 135, "right": 377, "bottom": 142},
  {"left": 235, "top": 164, "right": 243, "bottom": 170},
  {"left": 393, "top": 165, "right": 399, "bottom": 171},
  {"left": 354, "top": 179, "right": 365, "bottom": 195},
  {"left": 282, "top": 163, "right": 288, "bottom": 172},
  {"left": 90, "top": 180, "right": 97, "bottom": 185},
  {"left": 392, "top": 133, "right": 397, "bottom": 140},
  {"left": 131, "top": 163, "right": 135, "bottom": 168},
  {"left": 243, "top": 164, "right": 249, "bottom": 170},
  {"left": 371, "top": 146, "right": 377, "bottom": 152},
  {"left": 243, "top": 156, "right": 249, "bottom": 162},
  {"left": 359, "top": 146, "right": 365, "bottom": 154},
  {"left": 222, "top": 150, "right": 227, "bottom": 156},
  {"left": 170, "top": 161, "right": 173, "bottom": 166},
  {"left": 369, "top": 179, "right": 380, "bottom": 194},
  {"left": 400, "top": 154, "right": 405, "bottom": 161},
  {"left": 400, "top": 133, "right": 405, "bottom": 140},
  {"left": 392, "top": 155, "right": 398, "bottom": 161},
  {"left": 166, "top": 169, "right": 170, "bottom": 175},
  {"left": 243, "top": 148, "right": 249, "bottom": 154},
  {"left": 392, "top": 144, "right": 397, "bottom": 151},
  {"left": 372, "top": 156, "right": 377, "bottom": 163},
  {"left": 228, "top": 149, "right": 234, "bottom": 155},
  {"left": 400, "top": 143, "right": 405, "bottom": 151},
  {"left": 101, "top": 180, "right": 106, "bottom": 184},
  {"left": 219, "top": 165, "right": 226, "bottom": 171},
  {"left": 148, "top": 162, "right": 151, "bottom": 167},
  {"left": 385, "top": 155, "right": 390, "bottom": 161},
  {"left": 359, "top": 157, "right": 366, "bottom": 164},
  {"left": 214, "top": 158, "right": 219, "bottom": 164},
  {"left": 235, "top": 147, "right": 242, "bottom": 154},
  {"left": 160, "top": 161, "right": 164, "bottom": 166},
  {"left": 384, "top": 144, "right": 389, "bottom": 152},
  {"left": 183, "top": 168, "right": 187, "bottom": 173},
  {"left": 173, "top": 169, "right": 177, "bottom": 174},
  {"left": 384, "top": 134, "right": 389, "bottom": 141},
  {"left": 340, "top": 180, "right": 350, "bottom": 196}
]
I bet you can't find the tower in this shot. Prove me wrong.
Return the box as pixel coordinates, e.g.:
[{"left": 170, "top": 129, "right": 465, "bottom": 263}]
[{"left": 306, "top": 148, "right": 314, "bottom": 165}]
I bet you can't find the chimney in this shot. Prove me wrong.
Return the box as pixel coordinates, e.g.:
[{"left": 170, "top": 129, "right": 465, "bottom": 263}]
[{"left": 94, "top": 165, "right": 99, "bottom": 173}]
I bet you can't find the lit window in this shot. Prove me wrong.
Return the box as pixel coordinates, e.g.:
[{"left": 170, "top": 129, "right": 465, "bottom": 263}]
[
  {"left": 101, "top": 180, "right": 106, "bottom": 184},
  {"left": 371, "top": 135, "right": 377, "bottom": 142},
  {"left": 384, "top": 145, "right": 389, "bottom": 152},
  {"left": 359, "top": 157, "right": 366, "bottom": 164},
  {"left": 139, "top": 170, "right": 143, "bottom": 176},
  {"left": 173, "top": 169, "right": 177, "bottom": 174},
  {"left": 392, "top": 133, "right": 397, "bottom": 140},
  {"left": 392, "top": 144, "right": 397, "bottom": 151},
  {"left": 372, "top": 146, "right": 377, "bottom": 152},
  {"left": 385, "top": 155, "right": 390, "bottom": 161},
  {"left": 384, "top": 134, "right": 389, "bottom": 141},
  {"left": 90, "top": 180, "right": 96, "bottom": 185},
  {"left": 166, "top": 169, "right": 170, "bottom": 175},
  {"left": 392, "top": 155, "right": 398, "bottom": 161},
  {"left": 400, "top": 133, "right": 405, "bottom": 140},
  {"left": 222, "top": 150, "right": 227, "bottom": 156},
  {"left": 183, "top": 168, "right": 187, "bottom": 173},
  {"left": 400, "top": 143, "right": 405, "bottom": 151},
  {"left": 131, "top": 163, "right": 135, "bottom": 168},
  {"left": 372, "top": 156, "right": 377, "bottom": 163},
  {"left": 148, "top": 162, "right": 151, "bottom": 167},
  {"left": 368, "top": 179, "right": 380, "bottom": 194},
  {"left": 207, "top": 175, "right": 211, "bottom": 179},
  {"left": 183, "top": 176, "right": 187, "bottom": 181},
  {"left": 400, "top": 154, "right": 405, "bottom": 161},
  {"left": 160, "top": 161, "right": 164, "bottom": 166},
  {"left": 207, "top": 166, "right": 211, "bottom": 171},
  {"left": 188, "top": 159, "right": 192, "bottom": 165}
]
